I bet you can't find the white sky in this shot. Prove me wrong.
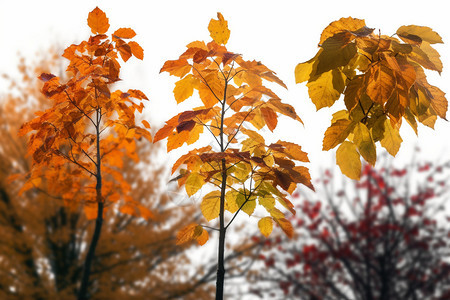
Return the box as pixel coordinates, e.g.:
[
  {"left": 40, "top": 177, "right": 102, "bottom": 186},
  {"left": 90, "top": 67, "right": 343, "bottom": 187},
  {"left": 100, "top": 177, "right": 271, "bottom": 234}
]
[{"left": 1, "top": 0, "right": 449, "bottom": 177}]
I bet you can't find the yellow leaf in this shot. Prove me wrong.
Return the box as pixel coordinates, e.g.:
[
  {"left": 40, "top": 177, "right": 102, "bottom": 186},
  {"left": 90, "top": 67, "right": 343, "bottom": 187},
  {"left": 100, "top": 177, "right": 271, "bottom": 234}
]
[
  {"left": 307, "top": 69, "right": 345, "bottom": 110},
  {"left": 427, "top": 86, "right": 448, "bottom": 119},
  {"left": 200, "top": 191, "right": 221, "bottom": 221},
  {"left": 320, "top": 17, "right": 366, "bottom": 44},
  {"left": 185, "top": 172, "right": 204, "bottom": 197},
  {"left": 380, "top": 119, "right": 402, "bottom": 156},
  {"left": 236, "top": 193, "right": 256, "bottom": 216},
  {"left": 322, "top": 119, "right": 355, "bottom": 151},
  {"left": 258, "top": 217, "right": 274, "bottom": 237},
  {"left": 186, "top": 124, "right": 204, "bottom": 145},
  {"left": 249, "top": 109, "right": 266, "bottom": 130},
  {"left": 176, "top": 224, "right": 203, "bottom": 245},
  {"left": 419, "top": 42, "right": 443, "bottom": 73},
  {"left": 225, "top": 190, "right": 239, "bottom": 213},
  {"left": 259, "top": 195, "right": 275, "bottom": 210},
  {"left": 295, "top": 59, "right": 314, "bottom": 83},
  {"left": 397, "top": 25, "right": 443, "bottom": 44},
  {"left": 409, "top": 46, "right": 442, "bottom": 73},
  {"left": 316, "top": 35, "right": 357, "bottom": 75},
  {"left": 263, "top": 154, "right": 275, "bottom": 167},
  {"left": 173, "top": 74, "right": 197, "bottom": 104},
  {"left": 87, "top": 7, "right": 110, "bottom": 34},
  {"left": 208, "top": 12, "right": 230, "bottom": 45},
  {"left": 269, "top": 207, "right": 285, "bottom": 219},
  {"left": 233, "top": 162, "right": 251, "bottom": 182},
  {"left": 336, "top": 141, "right": 361, "bottom": 180},
  {"left": 353, "top": 123, "right": 376, "bottom": 166},
  {"left": 240, "top": 128, "right": 265, "bottom": 144}
]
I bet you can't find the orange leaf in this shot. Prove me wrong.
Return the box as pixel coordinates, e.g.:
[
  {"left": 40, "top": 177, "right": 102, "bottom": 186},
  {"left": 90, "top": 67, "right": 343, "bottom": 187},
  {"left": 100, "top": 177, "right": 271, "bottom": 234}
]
[
  {"left": 196, "top": 228, "right": 209, "bottom": 245},
  {"left": 141, "top": 120, "right": 151, "bottom": 129},
  {"left": 167, "top": 130, "right": 189, "bottom": 152},
  {"left": 128, "top": 41, "right": 144, "bottom": 60},
  {"left": 113, "top": 28, "right": 136, "bottom": 39},
  {"left": 87, "top": 7, "right": 110, "bottom": 34},
  {"left": 366, "top": 62, "right": 396, "bottom": 105},
  {"left": 160, "top": 59, "right": 191, "bottom": 77},
  {"left": 118, "top": 43, "right": 132, "bottom": 62},
  {"left": 322, "top": 119, "right": 355, "bottom": 151},
  {"left": 260, "top": 107, "right": 278, "bottom": 131},
  {"left": 176, "top": 223, "right": 203, "bottom": 245},
  {"left": 274, "top": 218, "right": 294, "bottom": 238},
  {"left": 153, "top": 124, "right": 174, "bottom": 143}
]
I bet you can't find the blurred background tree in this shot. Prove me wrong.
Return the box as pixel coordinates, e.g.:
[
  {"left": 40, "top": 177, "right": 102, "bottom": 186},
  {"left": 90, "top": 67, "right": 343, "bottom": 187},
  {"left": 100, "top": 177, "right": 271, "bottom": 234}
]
[
  {"left": 246, "top": 157, "right": 450, "bottom": 300},
  {"left": 0, "top": 50, "right": 258, "bottom": 299}
]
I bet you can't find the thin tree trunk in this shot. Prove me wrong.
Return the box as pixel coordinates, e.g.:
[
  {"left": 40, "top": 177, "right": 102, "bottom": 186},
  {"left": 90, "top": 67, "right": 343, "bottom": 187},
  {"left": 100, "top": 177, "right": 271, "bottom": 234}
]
[
  {"left": 78, "top": 111, "right": 103, "bottom": 300},
  {"left": 216, "top": 81, "right": 228, "bottom": 300},
  {"left": 77, "top": 201, "right": 103, "bottom": 300},
  {"left": 216, "top": 158, "right": 227, "bottom": 300}
]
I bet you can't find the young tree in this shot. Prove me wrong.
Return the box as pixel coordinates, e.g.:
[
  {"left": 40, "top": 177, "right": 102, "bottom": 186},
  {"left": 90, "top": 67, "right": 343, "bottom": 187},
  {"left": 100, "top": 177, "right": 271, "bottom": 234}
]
[
  {"left": 295, "top": 17, "right": 447, "bottom": 179},
  {"left": 155, "top": 13, "right": 313, "bottom": 299},
  {"left": 18, "top": 7, "right": 151, "bottom": 299},
  {"left": 249, "top": 160, "right": 450, "bottom": 299}
]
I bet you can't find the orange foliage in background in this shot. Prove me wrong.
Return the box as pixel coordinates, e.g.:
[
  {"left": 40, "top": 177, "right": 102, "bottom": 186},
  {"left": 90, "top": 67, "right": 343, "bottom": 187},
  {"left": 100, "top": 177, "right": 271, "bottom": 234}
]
[{"left": 0, "top": 52, "right": 219, "bottom": 299}]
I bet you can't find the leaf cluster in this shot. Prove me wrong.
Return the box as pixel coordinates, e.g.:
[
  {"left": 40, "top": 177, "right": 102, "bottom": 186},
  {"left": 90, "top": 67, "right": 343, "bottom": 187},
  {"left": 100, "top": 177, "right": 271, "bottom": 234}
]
[{"left": 296, "top": 17, "right": 447, "bottom": 179}]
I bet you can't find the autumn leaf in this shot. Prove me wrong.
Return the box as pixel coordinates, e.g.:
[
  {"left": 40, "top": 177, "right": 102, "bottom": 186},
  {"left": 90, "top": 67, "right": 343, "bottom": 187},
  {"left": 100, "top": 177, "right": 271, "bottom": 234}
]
[
  {"left": 87, "top": 7, "right": 110, "bottom": 34},
  {"left": 336, "top": 141, "right": 361, "bottom": 180},
  {"left": 366, "top": 62, "right": 396, "bottom": 105},
  {"left": 173, "top": 74, "right": 198, "bottom": 104},
  {"left": 274, "top": 218, "right": 294, "bottom": 238},
  {"left": 397, "top": 25, "right": 443, "bottom": 45},
  {"left": 128, "top": 41, "right": 144, "bottom": 60},
  {"left": 208, "top": 12, "right": 230, "bottom": 45},
  {"left": 307, "top": 69, "right": 345, "bottom": 110},
  {"left": 380, "top": 119, "right": 402, "bottom": 156},
  {"left": 319, "top": 17, "right": 366, "bottom": 44},
  {"left": 353, "top": 122, "right": 376, "bottom": 166},
  {"left": 322, "top": 119, "right": 355, "bottom": 151},
  {"left": 200, "top": 191, "right": 221, "bottom": 221},
  {"left": 258, "top": 217, "right": 274, "bottom": 237},
  {"left": 113, "top": 28, "right": 136, "bottom": 39},
  {"left": 176, "top": 223, "right": 203, "bottom": 245},
  {"left": 185, "top": 172, "right": 204, "bottom": 196}
]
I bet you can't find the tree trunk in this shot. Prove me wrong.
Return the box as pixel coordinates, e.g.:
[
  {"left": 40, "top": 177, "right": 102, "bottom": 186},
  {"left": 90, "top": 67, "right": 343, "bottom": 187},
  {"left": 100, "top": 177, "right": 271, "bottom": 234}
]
[{"left": 216, "top": 158, "right": 227, "bottom": 300}]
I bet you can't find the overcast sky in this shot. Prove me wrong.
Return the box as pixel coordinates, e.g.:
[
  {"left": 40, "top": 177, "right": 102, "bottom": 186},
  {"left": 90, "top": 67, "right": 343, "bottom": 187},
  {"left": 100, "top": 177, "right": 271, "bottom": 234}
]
[{"left": 1, "top": 0, "right": 449, "bottom": 176}]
